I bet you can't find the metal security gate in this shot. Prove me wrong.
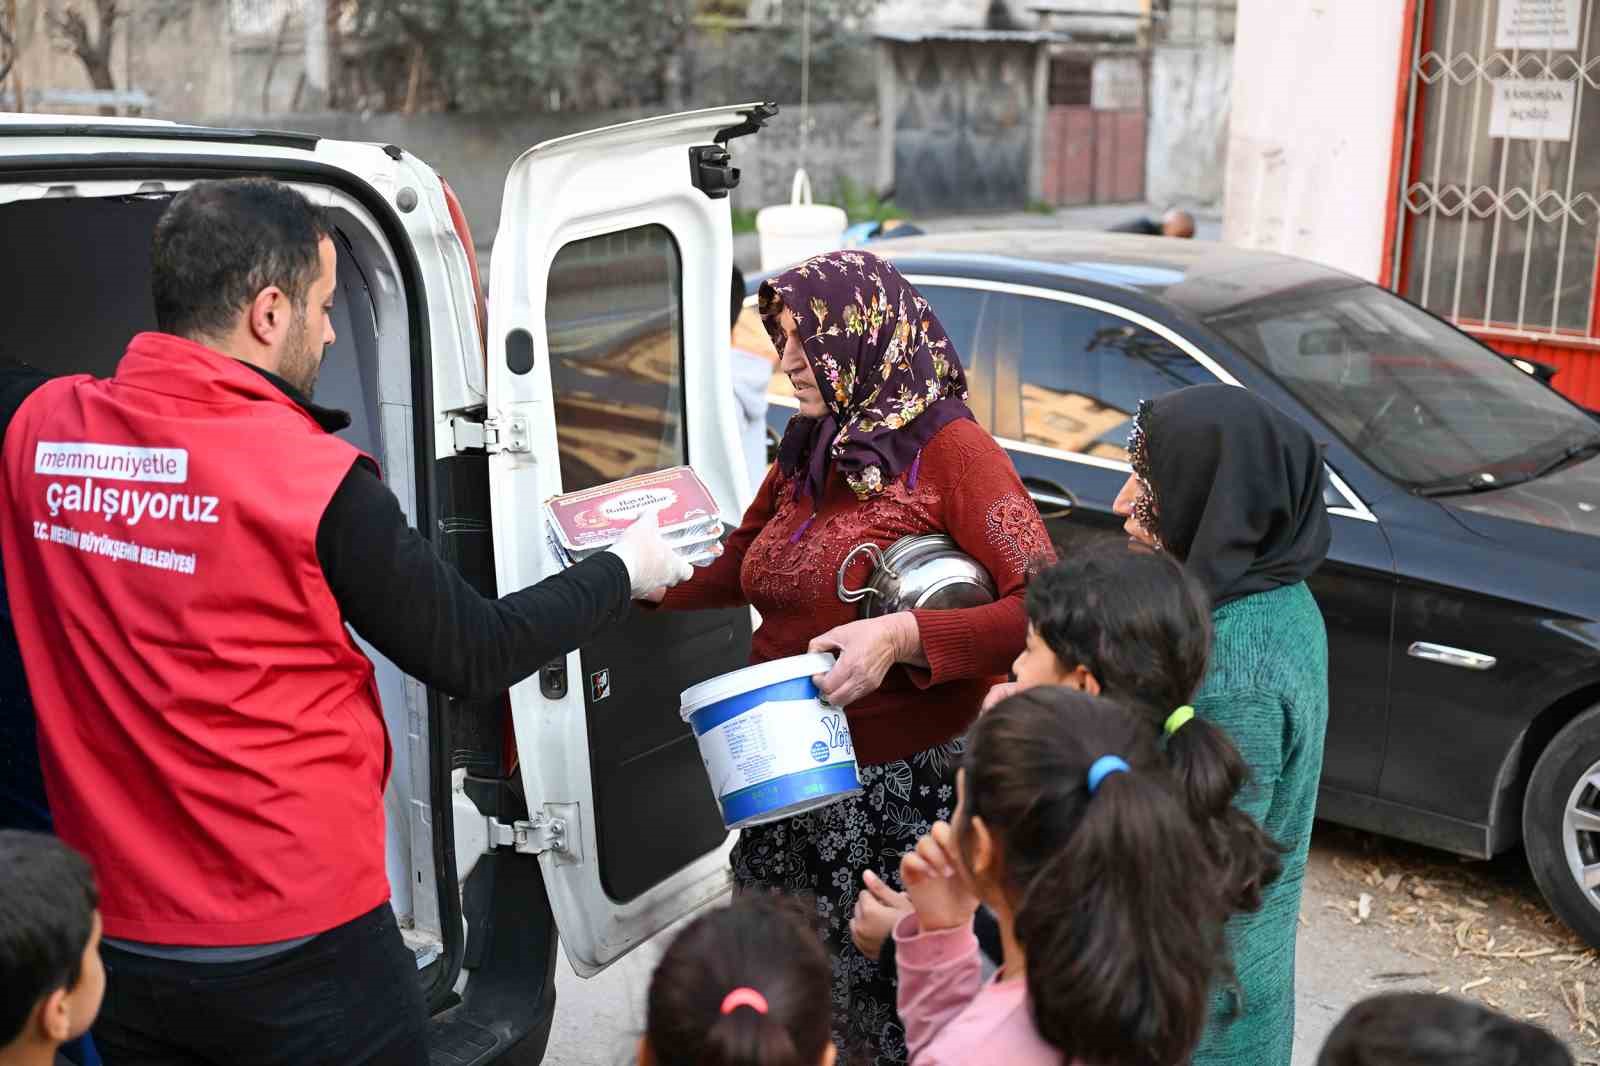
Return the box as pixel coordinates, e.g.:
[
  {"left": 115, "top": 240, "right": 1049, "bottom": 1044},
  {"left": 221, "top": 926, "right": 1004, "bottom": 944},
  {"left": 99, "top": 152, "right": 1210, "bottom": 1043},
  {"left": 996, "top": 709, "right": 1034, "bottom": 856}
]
[{"left": 1390, "top": 0, "right": 1600, "bottom": 403}]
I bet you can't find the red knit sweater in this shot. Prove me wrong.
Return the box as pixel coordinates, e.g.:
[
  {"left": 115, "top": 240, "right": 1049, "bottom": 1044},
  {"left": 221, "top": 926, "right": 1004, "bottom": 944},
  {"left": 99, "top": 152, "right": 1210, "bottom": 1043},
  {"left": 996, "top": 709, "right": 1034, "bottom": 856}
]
[{"left": 661, "top": 418, "right": 1053, "bottom": 764}]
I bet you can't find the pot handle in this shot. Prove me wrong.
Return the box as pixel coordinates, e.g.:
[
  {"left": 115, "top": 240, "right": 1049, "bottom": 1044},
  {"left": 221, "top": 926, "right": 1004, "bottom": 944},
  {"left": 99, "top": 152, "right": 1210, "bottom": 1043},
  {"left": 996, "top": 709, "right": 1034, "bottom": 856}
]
[{"left": 837, "top": 541, "right": 886, "bottom": 604}]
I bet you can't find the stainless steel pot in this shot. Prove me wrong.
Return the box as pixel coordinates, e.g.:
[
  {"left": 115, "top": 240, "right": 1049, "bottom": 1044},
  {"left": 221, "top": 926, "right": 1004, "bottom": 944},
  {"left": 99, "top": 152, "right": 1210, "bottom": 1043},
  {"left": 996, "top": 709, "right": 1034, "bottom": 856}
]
[{"left": 836, "top": 534, "right": 997, "bottom": 619}]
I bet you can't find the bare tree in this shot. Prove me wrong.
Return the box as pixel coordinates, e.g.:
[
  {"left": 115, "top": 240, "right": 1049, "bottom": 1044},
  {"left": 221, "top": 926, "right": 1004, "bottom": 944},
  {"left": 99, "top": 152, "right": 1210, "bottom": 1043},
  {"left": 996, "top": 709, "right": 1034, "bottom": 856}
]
[{"left": 46, "top": 0, "right": 119, "bottom": 113}]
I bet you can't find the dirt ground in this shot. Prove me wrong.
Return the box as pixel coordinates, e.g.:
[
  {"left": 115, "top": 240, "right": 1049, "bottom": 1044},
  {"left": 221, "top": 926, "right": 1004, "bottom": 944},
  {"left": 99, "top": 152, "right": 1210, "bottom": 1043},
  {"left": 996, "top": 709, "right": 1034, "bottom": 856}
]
[{"left": 1297, "top": 821, "right": 1599, "bottom": 1063}]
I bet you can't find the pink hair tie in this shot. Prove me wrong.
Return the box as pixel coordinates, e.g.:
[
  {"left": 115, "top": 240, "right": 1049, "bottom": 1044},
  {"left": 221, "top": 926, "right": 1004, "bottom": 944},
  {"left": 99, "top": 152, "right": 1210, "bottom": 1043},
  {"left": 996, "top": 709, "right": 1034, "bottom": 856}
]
[{"left": 720, "top": 987, "right": 769, "bottom": 1016}]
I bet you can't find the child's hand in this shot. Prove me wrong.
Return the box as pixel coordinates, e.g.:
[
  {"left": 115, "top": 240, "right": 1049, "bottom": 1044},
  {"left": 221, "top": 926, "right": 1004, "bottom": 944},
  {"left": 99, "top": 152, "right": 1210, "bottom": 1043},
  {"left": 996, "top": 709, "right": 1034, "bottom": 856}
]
[
  {"left": 900, "top": 821, "right": 979, "bottom": 933},
  {"left": 850, "top": 869, "right": 913, "bottom": 961},
  {"left": 982, "top": 681, "right": 1024, "bottom": 714}
]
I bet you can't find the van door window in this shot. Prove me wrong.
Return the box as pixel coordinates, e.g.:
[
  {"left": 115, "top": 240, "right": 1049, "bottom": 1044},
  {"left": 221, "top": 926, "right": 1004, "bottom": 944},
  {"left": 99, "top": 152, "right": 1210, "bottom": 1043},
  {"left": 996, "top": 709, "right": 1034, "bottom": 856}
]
[{"left": 547, "top": 226, "right": 685, "bottom": 490}]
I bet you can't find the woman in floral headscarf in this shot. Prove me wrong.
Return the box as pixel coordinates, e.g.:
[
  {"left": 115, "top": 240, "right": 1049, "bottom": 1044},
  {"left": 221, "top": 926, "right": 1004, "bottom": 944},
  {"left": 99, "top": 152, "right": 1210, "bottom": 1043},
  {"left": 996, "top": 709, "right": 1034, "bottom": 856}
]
[{"left": 653, "top": 251, "right": 1051, "bottom": 1065}]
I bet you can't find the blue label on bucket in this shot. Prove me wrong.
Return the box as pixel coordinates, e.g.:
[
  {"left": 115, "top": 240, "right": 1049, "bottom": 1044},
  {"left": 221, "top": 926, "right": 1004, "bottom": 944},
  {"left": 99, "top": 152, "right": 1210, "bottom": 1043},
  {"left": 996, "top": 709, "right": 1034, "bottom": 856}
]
[
  {"left": 687, "top": 676, "right": 820, "bottom": 736},
  {"left": 720, "top": 762, "right": 862, "bottom": 827},
  {"left": 810, "top": 740, "right": 829, "bottom": 763}
]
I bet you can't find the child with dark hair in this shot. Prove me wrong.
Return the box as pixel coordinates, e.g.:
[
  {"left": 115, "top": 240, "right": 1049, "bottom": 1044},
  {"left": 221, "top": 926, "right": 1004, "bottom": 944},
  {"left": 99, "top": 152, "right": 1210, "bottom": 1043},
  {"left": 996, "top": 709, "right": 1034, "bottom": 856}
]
[
  {"left": 642, "top": 893, "right": 835, "bottom": 1066},
  {"left": 1007, "top": 547, "right": 1283, "bottom": 915},
  {"left": 891, "top": 688, "right": 1233, "bottom": 1065},
  {"left": 1318, "top": 993, "right": 1573, "bottom": 1066},
  {"left": 0, "top": 831, "right": 104, "bottom": 1066},
  {"left": 852, "top": 547, "right": 1280, "bottom": 966}
]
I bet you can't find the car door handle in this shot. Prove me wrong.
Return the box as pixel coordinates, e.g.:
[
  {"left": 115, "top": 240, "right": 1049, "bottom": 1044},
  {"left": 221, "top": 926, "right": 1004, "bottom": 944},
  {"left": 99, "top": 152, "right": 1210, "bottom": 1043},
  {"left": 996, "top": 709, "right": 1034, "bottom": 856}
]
[
  {"left": 1023, "top": 477, "right": 1078, "bottom": 520},
  {"left": 1407, "top": 642, "right": 1497, "bottom": 671}
]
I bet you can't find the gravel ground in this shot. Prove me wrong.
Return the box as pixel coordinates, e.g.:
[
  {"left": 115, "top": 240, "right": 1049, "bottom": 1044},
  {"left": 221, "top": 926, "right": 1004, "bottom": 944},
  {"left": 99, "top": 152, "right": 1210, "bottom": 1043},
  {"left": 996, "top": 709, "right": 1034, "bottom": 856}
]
[{"left": 1297, "top": 822, "right": 1596, "bottom": 1063}]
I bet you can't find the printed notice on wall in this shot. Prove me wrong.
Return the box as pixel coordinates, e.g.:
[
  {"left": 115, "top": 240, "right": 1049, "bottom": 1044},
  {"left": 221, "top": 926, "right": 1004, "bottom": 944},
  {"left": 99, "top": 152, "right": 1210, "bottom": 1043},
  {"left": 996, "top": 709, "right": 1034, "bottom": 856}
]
[
  {"left": 1496, "top": 0, "right": 1582, "bottom": 51},
  {"left": 1489, "top": 78, "right": 1576, "bottom": 140}
]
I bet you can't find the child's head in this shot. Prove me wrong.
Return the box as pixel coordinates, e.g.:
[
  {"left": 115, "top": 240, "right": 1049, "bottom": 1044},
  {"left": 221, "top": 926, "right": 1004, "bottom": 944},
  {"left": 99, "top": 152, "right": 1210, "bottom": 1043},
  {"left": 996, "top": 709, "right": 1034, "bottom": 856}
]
[
  {"left": 959, "top": 688, "right": 1231, "bottom": 1066},
  {"left": 642, "top": 893, "right": 834, "bottom": 1066},
  {"left": 0, "top": 831, "right": 104, "bottom": 1055},
  {"left": 1317, "top": 993, "right": 1573, "bottom": 1066},
  {"left": 1021, "top": 546, "right": 1283, "bottom": 914}
]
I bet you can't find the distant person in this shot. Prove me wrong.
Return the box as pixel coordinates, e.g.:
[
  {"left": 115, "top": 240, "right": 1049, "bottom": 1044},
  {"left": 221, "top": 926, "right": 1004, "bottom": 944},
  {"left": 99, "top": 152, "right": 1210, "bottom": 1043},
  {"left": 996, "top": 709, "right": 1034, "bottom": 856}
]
[
  {"left": 0, "top": 831, "right": 105, "bottom": 1066},
  {"left": 1317, "top": 993, "right": 1573, "bottom": 1066},
  {"left": 729, "top": 266, "right": 777, "bottom": 493},
  {"left": 1110, "top": 207, "right": 1196, "bottom": 238},
  {"left": 641, "top": 894, "right": 834, "bottom": 1066}
]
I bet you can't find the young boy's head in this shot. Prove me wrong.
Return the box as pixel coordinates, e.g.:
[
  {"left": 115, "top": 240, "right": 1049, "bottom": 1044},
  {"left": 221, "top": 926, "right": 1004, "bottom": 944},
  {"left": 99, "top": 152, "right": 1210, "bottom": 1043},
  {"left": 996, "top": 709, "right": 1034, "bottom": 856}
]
[
  {"left": 0, "top": 831, "right": 104, "bottom": 1059},
  {"left": 1318, "top": 993, "right": 1572, "bottom": 1066}
]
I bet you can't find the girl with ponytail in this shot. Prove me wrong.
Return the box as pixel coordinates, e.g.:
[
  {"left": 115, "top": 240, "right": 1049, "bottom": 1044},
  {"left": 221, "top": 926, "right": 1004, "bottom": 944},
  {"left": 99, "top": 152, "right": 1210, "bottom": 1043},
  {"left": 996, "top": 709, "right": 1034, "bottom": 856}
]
[
  {"left": 892, "top": 688, "right": 1233, "bottom": 1065},
  {"left": 642, "top": 894, "right": 835, "bottom": 1066},
  {"left": 1006, "top": 546, "right": 1283, "bottom": 915}
]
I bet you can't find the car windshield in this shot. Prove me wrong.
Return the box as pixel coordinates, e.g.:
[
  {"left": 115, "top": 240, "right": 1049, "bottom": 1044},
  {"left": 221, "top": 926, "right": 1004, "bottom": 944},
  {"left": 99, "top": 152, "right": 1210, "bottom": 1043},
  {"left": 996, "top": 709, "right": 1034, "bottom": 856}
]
[{"left": 1206, "top": 282, "right": 1598, "bottom": 491}]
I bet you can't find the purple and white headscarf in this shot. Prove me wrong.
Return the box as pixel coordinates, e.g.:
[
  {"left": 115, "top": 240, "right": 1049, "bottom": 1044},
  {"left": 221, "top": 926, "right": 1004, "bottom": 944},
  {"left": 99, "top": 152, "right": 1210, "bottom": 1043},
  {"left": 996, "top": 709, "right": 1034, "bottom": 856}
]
[{"left": 759, "top": 250, "right": 973, "bottom": 501}]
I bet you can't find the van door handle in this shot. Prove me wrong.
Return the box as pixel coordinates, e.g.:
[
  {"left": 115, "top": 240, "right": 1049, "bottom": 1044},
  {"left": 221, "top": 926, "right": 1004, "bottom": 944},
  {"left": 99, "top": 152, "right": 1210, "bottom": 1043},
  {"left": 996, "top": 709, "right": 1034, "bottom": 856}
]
[
  {"left": 1023, "top": 477, "right": 1077, "bottom": 520},
  {"left": 1407, "top": 642, "right": 1497, "bottom": 671}
]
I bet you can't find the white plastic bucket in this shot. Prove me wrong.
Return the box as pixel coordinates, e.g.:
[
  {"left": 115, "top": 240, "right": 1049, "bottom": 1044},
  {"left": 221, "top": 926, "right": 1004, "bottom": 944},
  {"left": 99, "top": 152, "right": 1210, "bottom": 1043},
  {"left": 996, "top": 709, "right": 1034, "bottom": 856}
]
[
  {"left": 680, "top": 652, "right": 862, "bottom": 829},
  {"left": 755, "top": 170, "right": 849, "bottom": 272}
]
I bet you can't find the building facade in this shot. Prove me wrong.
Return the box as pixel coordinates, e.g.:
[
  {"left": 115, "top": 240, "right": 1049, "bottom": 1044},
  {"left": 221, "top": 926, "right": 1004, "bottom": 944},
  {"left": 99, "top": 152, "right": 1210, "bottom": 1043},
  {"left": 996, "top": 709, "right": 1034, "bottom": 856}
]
[{"left": 1227, "top": 0, "right": 1600, "bottom": 406}]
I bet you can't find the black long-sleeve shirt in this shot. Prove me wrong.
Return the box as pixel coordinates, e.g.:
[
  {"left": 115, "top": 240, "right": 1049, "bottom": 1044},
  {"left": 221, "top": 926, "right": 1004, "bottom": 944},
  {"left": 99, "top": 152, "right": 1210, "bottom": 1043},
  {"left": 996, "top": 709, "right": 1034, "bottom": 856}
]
[{"left": 0, "top": 360, "right": 631, "bottom": 702}]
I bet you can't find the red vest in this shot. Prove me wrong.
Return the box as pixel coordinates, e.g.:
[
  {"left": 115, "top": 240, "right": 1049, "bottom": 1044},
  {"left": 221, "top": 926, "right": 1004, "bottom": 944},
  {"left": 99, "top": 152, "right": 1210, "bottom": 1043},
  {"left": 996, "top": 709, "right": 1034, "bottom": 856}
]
[{"left": 0, "top": 333, "right": 392, "bottom": 944}]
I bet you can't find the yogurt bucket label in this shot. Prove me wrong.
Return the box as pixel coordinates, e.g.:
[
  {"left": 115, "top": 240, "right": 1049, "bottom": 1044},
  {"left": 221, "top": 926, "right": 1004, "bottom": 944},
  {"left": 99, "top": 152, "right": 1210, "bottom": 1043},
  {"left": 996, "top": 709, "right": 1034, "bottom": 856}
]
[{"left": 689, "top": 685, "right": 860, "bottom": 829}]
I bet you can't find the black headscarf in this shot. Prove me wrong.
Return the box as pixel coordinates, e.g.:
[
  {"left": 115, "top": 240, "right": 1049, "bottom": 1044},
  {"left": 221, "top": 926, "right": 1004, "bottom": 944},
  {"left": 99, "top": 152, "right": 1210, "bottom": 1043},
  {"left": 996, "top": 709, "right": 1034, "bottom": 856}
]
[{"left": 1128, "top": 385, "right": 1331, "bottom": 607}]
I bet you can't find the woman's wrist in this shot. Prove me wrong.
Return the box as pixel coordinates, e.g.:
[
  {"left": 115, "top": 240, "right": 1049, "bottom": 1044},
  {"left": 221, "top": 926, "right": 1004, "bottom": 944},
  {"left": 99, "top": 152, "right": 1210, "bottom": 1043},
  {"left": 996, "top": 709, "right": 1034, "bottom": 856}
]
[{"left": 892, "top": 611, "right": 927, "bottom": 667}]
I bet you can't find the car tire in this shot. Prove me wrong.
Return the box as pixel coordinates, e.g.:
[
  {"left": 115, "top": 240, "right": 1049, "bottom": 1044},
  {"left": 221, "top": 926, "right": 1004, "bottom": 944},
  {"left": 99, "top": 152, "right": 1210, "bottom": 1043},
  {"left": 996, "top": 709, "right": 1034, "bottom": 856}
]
[{"left": 1524, "top": 703, "right": 1600, "bottom": 947}]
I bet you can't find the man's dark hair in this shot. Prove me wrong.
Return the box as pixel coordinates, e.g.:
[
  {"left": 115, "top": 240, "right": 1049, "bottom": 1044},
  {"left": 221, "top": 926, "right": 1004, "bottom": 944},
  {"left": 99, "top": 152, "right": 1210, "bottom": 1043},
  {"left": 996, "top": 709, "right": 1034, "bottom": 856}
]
[
  {"left": 151, "top": 178, "right": 332, "bottom": 340},
  {"left": 730, "top": 265, "right": 748, "bottom": 330},
  {"left": 0, "top": 831, "right": 98, "bottom": 1045},
  {"left": 1318, "top": 992, "right": 1573, "bottom": 1065}
]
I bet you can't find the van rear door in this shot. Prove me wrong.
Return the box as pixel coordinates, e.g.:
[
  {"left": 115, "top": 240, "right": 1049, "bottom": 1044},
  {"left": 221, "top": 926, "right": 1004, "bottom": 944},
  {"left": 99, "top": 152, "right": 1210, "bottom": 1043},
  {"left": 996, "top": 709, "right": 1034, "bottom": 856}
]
[{"left": 487, "top": 104, "right": 773, "bottom": 976}]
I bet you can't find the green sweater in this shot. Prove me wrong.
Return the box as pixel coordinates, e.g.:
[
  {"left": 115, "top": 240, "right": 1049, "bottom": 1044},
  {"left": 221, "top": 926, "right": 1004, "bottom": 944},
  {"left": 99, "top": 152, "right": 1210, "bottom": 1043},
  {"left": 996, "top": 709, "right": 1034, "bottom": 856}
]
[{"left": 1190, "top": 582, "right": 1329, "bottom": 1066}]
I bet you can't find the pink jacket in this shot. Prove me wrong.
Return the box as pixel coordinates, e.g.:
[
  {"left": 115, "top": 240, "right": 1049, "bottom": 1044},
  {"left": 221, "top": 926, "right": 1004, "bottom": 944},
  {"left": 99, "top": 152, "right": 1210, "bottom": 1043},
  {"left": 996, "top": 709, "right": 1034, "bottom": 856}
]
[{"left": 893, "top": 914, "right": 1067, "bottom": 1065}]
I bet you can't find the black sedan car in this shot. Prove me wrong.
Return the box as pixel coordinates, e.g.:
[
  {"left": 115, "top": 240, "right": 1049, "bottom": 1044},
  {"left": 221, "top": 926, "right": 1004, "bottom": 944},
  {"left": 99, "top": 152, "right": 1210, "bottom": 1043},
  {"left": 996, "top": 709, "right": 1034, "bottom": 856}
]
[{"left": 762, "top": 232, "right": 1600, "bottom": 944}]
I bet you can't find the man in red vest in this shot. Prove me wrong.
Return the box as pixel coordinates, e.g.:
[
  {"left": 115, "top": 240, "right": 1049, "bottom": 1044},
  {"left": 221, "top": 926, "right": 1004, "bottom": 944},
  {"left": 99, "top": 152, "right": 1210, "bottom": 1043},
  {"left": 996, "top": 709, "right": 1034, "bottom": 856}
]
[{"left": 0, "top": 178, "right": 692, "bottom": 1065}]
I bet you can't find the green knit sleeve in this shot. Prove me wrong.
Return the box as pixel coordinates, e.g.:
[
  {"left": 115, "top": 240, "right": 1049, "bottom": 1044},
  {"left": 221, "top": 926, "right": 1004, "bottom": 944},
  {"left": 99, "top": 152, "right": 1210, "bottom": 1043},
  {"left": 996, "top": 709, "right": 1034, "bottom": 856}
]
[{"left": 1193, "top": 688, "right": 1286, "bottom": 827}]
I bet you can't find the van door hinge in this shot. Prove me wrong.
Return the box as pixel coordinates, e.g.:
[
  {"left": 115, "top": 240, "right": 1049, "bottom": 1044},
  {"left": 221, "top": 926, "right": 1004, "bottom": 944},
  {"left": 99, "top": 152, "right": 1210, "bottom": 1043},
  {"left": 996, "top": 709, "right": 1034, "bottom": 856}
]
[
  {"left": 451, "top": 413, "right": 531, "bottom": 455},
  {"left": 487, "top": 804, "right": 582, "bottom": 865}
]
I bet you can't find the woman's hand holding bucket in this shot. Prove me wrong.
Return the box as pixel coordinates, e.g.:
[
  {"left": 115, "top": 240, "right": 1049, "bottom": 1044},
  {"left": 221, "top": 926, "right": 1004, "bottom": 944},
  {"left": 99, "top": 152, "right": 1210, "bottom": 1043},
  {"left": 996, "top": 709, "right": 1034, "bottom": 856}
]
[{"left": 808, "top": 613, "right": 924, "bottom": 708}]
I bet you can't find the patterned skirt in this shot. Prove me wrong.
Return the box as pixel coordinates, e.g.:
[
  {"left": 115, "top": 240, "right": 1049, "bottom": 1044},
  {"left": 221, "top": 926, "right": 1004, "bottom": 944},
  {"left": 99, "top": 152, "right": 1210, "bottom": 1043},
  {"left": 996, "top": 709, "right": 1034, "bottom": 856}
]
[{"left": 730, "top": 737, "right": 965, "bottom": 1066}]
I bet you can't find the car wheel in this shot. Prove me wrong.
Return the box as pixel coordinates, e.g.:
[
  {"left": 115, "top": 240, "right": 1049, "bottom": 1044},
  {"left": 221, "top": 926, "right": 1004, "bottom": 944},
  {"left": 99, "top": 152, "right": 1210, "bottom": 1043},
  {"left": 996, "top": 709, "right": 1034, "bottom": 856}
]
[{"left": 1524, "top": 704, "right": 1600, "bottom": 947}]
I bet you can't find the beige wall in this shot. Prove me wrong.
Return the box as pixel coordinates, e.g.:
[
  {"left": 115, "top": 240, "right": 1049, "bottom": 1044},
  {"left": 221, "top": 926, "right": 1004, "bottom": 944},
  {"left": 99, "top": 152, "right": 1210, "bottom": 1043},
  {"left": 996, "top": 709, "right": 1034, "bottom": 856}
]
[
  {"left": 1223, "top": 0, "right": 1407, "bottom": 281},
  {"left": 9, "top": 0, "right": 236, "bottom": 117}
]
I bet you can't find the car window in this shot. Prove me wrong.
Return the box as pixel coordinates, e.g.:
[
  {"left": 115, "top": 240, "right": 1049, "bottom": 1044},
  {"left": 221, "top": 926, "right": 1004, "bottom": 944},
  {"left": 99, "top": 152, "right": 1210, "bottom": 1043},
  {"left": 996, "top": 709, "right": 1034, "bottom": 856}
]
[
  {"left": 915, "top": 284, "right": 991, "bottom": 425},
  {"left": 991, "top": 293, "right": 1218, "bottom": 461},
  {"left": 546, "top": 225, "right": 685, "bottom": 490},
  {"left": 1207, "top": 283, "right": 1598, "bottom": 489}
]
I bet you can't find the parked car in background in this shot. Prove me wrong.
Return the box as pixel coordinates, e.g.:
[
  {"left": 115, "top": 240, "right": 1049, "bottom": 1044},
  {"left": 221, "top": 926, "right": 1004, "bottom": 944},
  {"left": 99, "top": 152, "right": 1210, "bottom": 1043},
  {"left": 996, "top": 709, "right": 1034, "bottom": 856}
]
[{"left": 759, "top": 232, "right": 1600, "bottom": 947}]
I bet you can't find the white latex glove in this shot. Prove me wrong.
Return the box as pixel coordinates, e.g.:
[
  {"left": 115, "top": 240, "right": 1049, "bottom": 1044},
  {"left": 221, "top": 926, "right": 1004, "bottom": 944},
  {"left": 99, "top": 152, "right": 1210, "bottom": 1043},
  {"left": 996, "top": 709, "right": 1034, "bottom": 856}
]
[{"left": 606, "top": 506, "right": 694, "bottom": 600}]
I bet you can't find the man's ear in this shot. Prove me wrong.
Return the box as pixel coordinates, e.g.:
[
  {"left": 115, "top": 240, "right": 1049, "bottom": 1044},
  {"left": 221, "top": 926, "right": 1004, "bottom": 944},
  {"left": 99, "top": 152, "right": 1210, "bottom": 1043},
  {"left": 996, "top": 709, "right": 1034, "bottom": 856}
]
[
  {"left": 37, "top": 985, "right": 71, "bottom": 1043},
  {"left": 247, "top": 287, "right": 289, "bottom": 347}
]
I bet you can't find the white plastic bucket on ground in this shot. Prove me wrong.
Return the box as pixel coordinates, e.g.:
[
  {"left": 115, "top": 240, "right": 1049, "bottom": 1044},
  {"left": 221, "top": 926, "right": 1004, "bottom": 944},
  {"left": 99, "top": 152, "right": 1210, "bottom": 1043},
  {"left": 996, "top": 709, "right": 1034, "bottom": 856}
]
[
  {"left": 755, "top": 169, "right": 849, "bottom": 272},
  {"left": 680, "top": 652, "right": 862, "bottom": 829}
]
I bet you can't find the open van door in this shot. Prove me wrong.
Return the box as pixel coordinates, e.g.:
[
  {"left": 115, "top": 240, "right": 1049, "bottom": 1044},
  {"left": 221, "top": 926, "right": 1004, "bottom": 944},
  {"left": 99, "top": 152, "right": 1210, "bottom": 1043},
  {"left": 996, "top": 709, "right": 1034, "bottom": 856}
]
[{"left": 486, "top": 104, "right": 775, "bottom": 977}]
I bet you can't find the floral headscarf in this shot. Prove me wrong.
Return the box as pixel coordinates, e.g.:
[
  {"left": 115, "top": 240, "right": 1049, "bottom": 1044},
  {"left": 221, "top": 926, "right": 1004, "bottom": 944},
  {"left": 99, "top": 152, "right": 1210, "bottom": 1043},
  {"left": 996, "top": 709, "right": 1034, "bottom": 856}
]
[{"left": 759, "top": 250, "right": 973, "bottom": 501}]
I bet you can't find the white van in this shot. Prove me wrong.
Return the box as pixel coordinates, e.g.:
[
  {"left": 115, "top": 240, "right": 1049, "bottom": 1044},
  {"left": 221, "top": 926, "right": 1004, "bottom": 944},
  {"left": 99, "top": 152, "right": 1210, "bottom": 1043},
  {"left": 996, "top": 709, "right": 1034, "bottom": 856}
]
[{"left": 0, "top": 102, "right": 775, "bottom": 1063}]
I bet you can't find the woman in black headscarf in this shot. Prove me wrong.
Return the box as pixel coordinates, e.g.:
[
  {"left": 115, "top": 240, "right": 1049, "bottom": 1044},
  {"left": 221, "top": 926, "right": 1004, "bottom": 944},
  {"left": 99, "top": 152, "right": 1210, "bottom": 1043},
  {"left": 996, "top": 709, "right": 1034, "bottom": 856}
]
[{"left": 1112, "top": 383, "right": 1331, "bottom": 1066}]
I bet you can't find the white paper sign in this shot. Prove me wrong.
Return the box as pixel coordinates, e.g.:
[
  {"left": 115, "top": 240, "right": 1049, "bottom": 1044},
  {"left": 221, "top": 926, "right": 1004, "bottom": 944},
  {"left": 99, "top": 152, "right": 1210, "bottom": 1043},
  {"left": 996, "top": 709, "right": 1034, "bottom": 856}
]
[
  {"left": 1489, "top": 78, "right": 1576, "bottom": 140},
  {"left": 1496, "top": 0, "right": 1582, "bottom": 51}
]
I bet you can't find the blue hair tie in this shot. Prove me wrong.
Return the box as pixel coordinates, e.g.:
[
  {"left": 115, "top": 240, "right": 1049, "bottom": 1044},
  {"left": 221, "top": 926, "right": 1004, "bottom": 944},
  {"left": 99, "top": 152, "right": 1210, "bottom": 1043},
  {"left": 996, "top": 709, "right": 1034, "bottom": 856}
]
[{"left": 1087, "top": 755, "right": 1131, "bottom": 794}]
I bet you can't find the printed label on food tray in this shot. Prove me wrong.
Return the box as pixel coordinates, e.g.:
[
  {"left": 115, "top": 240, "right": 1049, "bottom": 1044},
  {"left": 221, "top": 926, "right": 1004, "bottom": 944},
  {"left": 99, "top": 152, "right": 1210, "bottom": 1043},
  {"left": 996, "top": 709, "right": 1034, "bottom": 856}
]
[
  {"left": 546, "top": 467, "right": 721, "bottom": 551},
  {"left": 699, "top": 700, "right": 856, "bottom": 802}
]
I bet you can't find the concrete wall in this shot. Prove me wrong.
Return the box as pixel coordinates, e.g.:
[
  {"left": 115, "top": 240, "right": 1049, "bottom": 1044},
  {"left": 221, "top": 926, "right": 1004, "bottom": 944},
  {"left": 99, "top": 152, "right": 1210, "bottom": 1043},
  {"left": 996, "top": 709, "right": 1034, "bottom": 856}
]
[
  {"left": 206, "top": 102, "right": 880, "bottom": 251},
  {"left": 9, "top": 0, "right": 233, "bottom": 115},
  {"left": 1146, "top": 43, "right": 1232, "bottom": 207},
  {"left": 1223, "top": 0, "right": 1407, "bottom": 281}
]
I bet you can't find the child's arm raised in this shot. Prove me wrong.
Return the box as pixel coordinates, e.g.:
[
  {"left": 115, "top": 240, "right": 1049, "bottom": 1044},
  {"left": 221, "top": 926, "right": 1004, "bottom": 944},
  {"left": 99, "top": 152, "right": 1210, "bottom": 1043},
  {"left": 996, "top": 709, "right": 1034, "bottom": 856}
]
[{"left": 895, "top": 824, "right": 983, "bottom": 1062}]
